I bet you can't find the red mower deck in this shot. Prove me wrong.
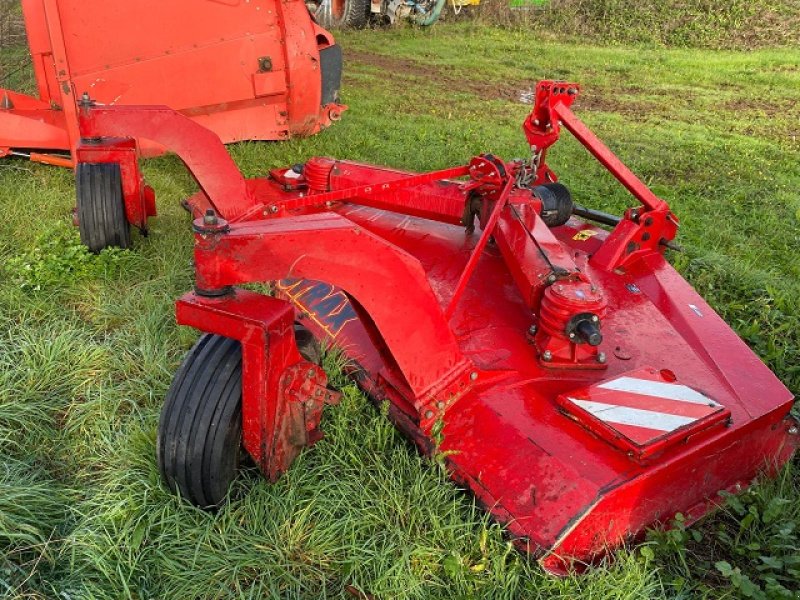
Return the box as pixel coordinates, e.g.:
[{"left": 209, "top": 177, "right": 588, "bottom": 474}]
[{"left": 75, "top": 81, "right": 798, "bottom": 573}]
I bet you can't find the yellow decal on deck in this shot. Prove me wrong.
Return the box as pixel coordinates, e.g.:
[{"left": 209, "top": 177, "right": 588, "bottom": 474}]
[{"left": 573, "top": 229, "right": 599, "bottom": 241}]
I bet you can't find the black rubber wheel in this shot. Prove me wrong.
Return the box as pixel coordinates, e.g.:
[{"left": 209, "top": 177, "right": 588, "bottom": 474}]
[
  {"left": 157, "top": 334, "right": 243, "bottom": 509},
  {"left": 76, "top": 162, "right": 131, "bottom": 252},
  {"left": 311, "top": 0, "right": 369, "bottom": 28},
  {"left": 157, "top": 326, "right": 321, "bottom": 509}
]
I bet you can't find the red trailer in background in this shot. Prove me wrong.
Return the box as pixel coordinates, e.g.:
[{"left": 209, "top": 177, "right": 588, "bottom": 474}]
[{"left": 0, "top": 0, "right": 345, "bottom": 167}]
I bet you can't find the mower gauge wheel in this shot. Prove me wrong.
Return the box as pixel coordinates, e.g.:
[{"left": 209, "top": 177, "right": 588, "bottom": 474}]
[
  {"left": 158, "top": 325, "right": 322, "bottom": 509},
  {"left": 157, "top": 334, "right": 243, "bottom": 509},
  {"left": 76, "top": 163, "right": 131, "bottom": 252}
]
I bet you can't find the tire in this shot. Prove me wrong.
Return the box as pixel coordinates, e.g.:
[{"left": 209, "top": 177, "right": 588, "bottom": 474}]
[
  {"left": 311, "top": 0, "right": 369, "bottom": 29},
  {"left": 76, "top": 162, "right": 131, "bottom": 252},
  {"left": 157, "top": 326, "right": 321, "bottom": 509},
  {"left": 157, "top": 334, "right": 243, "bottom": 509}
]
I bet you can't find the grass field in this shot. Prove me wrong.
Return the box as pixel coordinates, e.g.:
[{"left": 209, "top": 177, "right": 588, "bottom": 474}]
[{"left": 1, "top": 23, "right": 799, "bottom": 599}]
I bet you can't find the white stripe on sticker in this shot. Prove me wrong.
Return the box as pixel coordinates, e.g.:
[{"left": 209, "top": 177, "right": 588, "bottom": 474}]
[
  {"left": 569, "top": 399, "right": 697, "bottom": 432},
  {"left": 597, "top": 376, "right": 715, "bottom": 406}
]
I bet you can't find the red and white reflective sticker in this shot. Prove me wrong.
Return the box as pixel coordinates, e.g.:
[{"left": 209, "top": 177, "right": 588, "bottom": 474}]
[{"left": 558, "top": 368, "right": 730, "bottom": 458}]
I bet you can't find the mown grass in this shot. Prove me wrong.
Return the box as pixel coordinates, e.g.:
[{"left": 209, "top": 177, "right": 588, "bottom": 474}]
[{"left": 0, "top": 23, "right": 798, "bottom": 599}]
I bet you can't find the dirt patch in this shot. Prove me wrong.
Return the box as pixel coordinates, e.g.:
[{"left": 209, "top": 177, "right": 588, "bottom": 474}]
[
  {"left": 574, "top": 93, "right": 659, "bottom": 118},
  {"left": 345, "top": 49, "right": 526, "bottom": 102},
  {"left": 345, "top": 50, "right": 670, "bottom": 117},
  {"left": 720, "top": 97, "right": 793, "bottom": 119}
]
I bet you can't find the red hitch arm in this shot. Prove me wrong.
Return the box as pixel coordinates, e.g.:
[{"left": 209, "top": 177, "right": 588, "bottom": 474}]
[{"left": 553, "top": 103, "right": 667, "bottom": 213}]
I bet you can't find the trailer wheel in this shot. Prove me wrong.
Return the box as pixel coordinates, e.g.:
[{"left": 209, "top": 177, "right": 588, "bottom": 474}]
[
  {"left": 76, "top": 162, "right": 131, "bottom": 252},
  {"left": 158, "top": 334, "right": 243, "bottom": 509},
  {"left": 157, "top": 325, "right": 321, "bottom": 509},
  {"left": 311, "top": 0, "right": 369, "bottom": 29}
]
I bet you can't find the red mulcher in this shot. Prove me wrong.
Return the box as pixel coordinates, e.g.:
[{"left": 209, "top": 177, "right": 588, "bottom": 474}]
[
  {"left": 74, "top": 81, "right": 798, "bottom": 574},
  {"left": 1, "top": 0, "right": 344, "bottom": 169}
]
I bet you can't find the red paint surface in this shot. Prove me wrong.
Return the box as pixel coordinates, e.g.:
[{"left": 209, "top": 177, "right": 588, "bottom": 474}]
[
  {"left": 1, "top": 0, "right": 344, "bottom": 160},
  {"left": 81, "top": 85, "right": 799, "bottom": 572}
]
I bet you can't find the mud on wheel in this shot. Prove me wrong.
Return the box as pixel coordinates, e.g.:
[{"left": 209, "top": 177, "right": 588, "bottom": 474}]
[{"left": 76, "top": 162, "right": 131, "bottom": 252}]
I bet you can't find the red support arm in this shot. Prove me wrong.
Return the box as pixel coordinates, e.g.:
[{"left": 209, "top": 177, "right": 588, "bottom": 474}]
[
  {"left": 78, "top": 104, "right": 256, "bottom": 221},
  {"left": 192, "top": 213, "right": 472, "bottom": 406}
]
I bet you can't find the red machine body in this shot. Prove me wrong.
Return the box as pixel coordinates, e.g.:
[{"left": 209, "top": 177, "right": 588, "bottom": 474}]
[
  {"left": 76, "top": 82, "right": 798, "bottom": 573},
  {"left": 0, "top": 0, "right": 345, "bottom": 166}
]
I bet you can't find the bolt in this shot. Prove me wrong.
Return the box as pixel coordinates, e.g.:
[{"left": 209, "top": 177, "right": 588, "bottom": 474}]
[
  {"left": 546, "top": 274, "right": 557, "bottom": 284},
  {"left": 591, "top": 315, "right": 599, "bottom": 323},
  {"left": 203, "top": 209, "right": 218, "bottom": 226},
  {"left": 307, "top": 368, "right": 316, "bottom": 378},
  {"left": 436, "top": 401, "right": 445, "bottom": 409},
  {"left": 258, "top": 56, "right": 273, "bottom": 72},
  {"left": 424, "top": 410, "right": 434, "bottom": 419},
  {"left": 528, "top": 324, "right": 537, "bottom": 335},
  {"left": 597, "top": 352, "right": 607, "bottom": 364},
  {"left": 542, "top": 350, "right": 553, "bottom": 362},
  {"left": 569, "top": 332, "right": 575, "bottom": 339},
  {"left": 789, "top": 426, "right": 799, "bottom": 435},
  {"left": 470, "top": 371, "right": 479, "bottom": 381},
  {"left": 269, "top": 205, "right": 278, "bottom": 213}
]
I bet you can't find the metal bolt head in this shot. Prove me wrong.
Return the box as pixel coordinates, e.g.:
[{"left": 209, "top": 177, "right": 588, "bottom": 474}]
[
  {"left": 591, "top": 315, "right": 599, "bottom": 323},
  {"left": 470, "top": 371, "right": 479, "bottom": 381},
  {"left": 269, "top": 205, "right": 278, "bottom": 213},
  {"left": 789, "top": 426, "right": 799, "bottom": 435},
  {"left": 424, "top": 410, "right": 434, "bottom": 419},
  {"left": 528, "top": 324, "right": 537, "bottom": 335},
  {"left": 542, "top": 350, "right": 553, "bottom": 362},
  {"left": 436, "top": 401, "right": 445, "bottom": 409},
  {"left": 597, "top": 352, "right": 607, "bottom": 364},
  {"left": 203, "top": 209, "right": 218, "bottom": 226}
]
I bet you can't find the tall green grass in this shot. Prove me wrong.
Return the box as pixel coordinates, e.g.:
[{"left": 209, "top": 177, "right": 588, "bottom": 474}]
[
  {"left": 475, "top": 0, "right": 800, "bottom": 49},
  {"left": 0, "top": 23, "right": 798, "bottom": 599}
]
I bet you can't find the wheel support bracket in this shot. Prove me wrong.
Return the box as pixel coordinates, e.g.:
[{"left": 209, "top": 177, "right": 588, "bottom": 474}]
[{"left": 176, "top": 289, "right": 339, "bottom": 481}]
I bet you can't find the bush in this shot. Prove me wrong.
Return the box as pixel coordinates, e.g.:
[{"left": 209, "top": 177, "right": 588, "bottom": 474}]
[{"left": 475, "top": 0, "right": 800, "bottom": 49}]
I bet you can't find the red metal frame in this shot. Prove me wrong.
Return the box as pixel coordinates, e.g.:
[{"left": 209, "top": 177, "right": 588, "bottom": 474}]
[
  {"left": 77, "top": 81, "right": 799, "bottom": 573},
  {"left": 0, "top": 0, "right": 345, "bottom": 166}
]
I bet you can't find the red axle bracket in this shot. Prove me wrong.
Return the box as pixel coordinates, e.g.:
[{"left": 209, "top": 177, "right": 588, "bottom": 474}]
[{"left": 176, "top": 289, "right": 339, "bottom": 481}]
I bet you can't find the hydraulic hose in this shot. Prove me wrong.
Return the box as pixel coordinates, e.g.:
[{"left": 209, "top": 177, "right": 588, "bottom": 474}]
[{"left": 413, "top": 0, "right": 446, "bottom": 26}]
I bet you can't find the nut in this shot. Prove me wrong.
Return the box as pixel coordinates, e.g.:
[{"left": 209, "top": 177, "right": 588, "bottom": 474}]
[{"left": 542, "top": 350, "right": 553, "bottom": 362}]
